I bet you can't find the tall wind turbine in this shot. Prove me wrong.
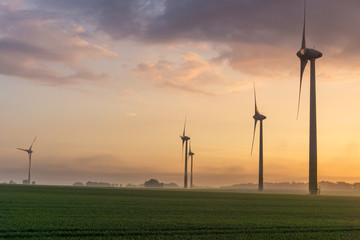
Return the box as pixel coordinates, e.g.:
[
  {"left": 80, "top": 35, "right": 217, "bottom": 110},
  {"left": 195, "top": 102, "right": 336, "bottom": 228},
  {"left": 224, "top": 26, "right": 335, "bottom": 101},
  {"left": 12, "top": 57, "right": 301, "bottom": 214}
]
[
  {"left": 296, "top": 0, "right": 322, "bottom": 195},
  {"left": 180, "top": 119, "right": 190, "bottom": 188},
  {"left": 17, "top": 137, "right": 37, "bottom": 184},
  {"left": 251, "top": 85, "right": 266, "bottom": 192},
  {"left": 188, "top": 141, "right": 195, "bottom": 188}
]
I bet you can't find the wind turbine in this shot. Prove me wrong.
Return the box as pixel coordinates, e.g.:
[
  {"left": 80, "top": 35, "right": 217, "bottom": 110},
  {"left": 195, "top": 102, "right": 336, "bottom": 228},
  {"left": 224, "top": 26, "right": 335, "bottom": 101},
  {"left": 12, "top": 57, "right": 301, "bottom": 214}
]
[
  {"left": 17, "top": 137, "right": 37, "bottom": 184},
  {"left": 188, "top": 141, "right": 195, "bottom": 188},
  {"left": 251, "top": 85, "right": 266, "bottom": 192},
  {"left": 296, "top": 0, "right": 322, "bottom": 195},
  {"left": 180, "top": 119, "right": 190, "bottom": 188}
]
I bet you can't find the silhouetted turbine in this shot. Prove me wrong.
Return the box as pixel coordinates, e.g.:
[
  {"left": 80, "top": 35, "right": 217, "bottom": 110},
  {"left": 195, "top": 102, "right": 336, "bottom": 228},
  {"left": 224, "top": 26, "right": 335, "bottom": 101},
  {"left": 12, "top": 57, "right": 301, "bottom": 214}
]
[
  {"left": 180, "top": 119, "right": 190, "bottom": 188},
  {"left": 17, "top": 137, "right": 37, "bottom": 184},
  {"left": 251, "top": 85, "right": 266, "bottom": 192},
  {"left": 296, "top": 0, "right": 322, "bottom": 195},
  {"left": 188, "top": 141, "right": 195, "bottom": 188}
]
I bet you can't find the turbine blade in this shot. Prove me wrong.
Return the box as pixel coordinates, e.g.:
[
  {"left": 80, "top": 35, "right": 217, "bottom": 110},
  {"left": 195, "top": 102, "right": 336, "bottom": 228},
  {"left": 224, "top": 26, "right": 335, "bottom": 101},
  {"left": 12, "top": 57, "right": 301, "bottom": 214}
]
[
  {"left": 183, "top": 117, "right": 186, "bottom": 136},
  {"left": 17, "top": 148, "right": 28, "bottom": 152},
  {"left": 297, "top": 59, "right": 308, "bottom": 118},
  {"left": 181, "top": 144, "right": 184, "bottom": 163},
  {"left": 251, "top": 119, "right": 258, "bottom": 156},
  {"left": 29, "top": 136, "right": 37, "bottom": 150},
  {"left": 301, "top": 0, "right": 306, "bottom": 49},
  {"left": 254, "top": 83, "right": 259, "bottom": 114},
  {"left": 189, "top": 140, "right": 192, "bottom": 154}
]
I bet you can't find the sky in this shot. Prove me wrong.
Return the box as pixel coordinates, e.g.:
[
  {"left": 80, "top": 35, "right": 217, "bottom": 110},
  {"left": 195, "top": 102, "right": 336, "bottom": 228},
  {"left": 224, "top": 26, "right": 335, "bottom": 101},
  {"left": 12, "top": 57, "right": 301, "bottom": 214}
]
[{"left": 1, "top": 0, "right": 360, "bottom": 187}]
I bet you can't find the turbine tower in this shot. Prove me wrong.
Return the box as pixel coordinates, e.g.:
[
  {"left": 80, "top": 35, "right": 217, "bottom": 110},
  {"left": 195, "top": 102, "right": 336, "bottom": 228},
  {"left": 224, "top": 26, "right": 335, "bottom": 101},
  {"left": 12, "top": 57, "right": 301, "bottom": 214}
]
[
  {"left": 17, "top": 137, "right": 37, "bottom": 184},
  {"left": 188, "top": 141, "right": 195, "bottom": 188},
  {"left": 251, "top": 85, "right": 266, "bottom": 192},
  {"left": 296, "top": 0, "right": 322, "bottom": 195},
  {"left": 180, "top": 119, "right": 190, "bottom": 188}
]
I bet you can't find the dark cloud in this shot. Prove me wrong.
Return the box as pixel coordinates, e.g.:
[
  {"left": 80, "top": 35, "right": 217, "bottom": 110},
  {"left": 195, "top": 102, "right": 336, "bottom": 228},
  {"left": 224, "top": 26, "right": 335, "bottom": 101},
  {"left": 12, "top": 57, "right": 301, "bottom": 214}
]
[
  {"left": 30, "top": 0, "right": 360, "bottom": 84},
  {"left": 143, "top": 0, "right": 297, "bottom": 44},
  {"left": 0, "top": 38, "right": 61, "bottom": 61},
  {"left": 2, "top": 0, "right": 360, "bottom": 87},
  {"left": 33, "top": 0, "right": 299, "bottom": 44},
  {"left": 33, "top": 0, "right": 360, "bottom": 47},
  {"left": 35, "top": 0, "right": 166, "bottom": 39}
]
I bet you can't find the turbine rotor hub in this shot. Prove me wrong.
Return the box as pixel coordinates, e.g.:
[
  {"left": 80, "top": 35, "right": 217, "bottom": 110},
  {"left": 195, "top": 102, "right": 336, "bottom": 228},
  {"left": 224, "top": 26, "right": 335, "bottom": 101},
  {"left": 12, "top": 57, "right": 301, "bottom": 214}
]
[
  {"left": 297, "top": 48, "right": 322, "bottom": 60},
  {"left": 182, "top": 136, "right": 190, "bottom": 141},
  {"left": 253, "top": 114, "right": 266, "bottom": 120}
]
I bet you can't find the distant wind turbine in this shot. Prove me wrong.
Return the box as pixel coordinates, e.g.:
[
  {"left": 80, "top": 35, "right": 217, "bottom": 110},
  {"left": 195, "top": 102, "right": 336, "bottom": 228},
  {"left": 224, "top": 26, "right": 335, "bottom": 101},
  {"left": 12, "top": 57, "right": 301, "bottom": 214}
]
[
  {"left": 251, "top": 85, "right": 266, "bottom": 192},
  {"left": 17, "top": 137, "right": 37, "bottom": 184},
  {"left": 296, "top": 0, "right": 322, "bottom": 195},
  {"left": 180, "top": 119, "right": 190, "bottom": 188},
  {"left": 188, "top": 141, "right": 195, "bottom": 188}
]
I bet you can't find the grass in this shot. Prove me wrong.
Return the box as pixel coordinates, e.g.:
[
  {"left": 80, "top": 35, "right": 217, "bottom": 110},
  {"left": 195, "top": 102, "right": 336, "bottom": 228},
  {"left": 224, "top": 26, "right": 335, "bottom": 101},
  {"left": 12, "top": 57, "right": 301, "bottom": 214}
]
[{"left": 1, "top": 185, "right": 360, "bottom": 239}]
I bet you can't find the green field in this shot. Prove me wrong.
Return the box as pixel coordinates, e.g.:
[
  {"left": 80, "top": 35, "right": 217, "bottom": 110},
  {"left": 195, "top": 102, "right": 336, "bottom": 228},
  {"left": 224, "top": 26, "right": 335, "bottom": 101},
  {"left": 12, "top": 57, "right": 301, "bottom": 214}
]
[{"left": 1, "top": 185, "right": 360, "bottom": 239}]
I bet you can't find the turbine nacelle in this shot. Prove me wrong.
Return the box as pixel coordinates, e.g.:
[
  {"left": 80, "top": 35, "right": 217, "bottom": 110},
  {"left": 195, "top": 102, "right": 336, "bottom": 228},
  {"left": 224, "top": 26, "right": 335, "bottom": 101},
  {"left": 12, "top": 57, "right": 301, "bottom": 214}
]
[
  {"left": 180, "top": 135, "right": 190, "bottom": 141},
  {"left": 17, "top": 137, "right": 36, "bottom": 155},
  {"left": 17, "top": 148, "right": 33, "bottom": 154},
  {"left": 189, "top": 151, "right": 195, "bottom": 156},
  {"left": 253, "top": 114, "right": 266, "bottom": 121},
  {"left": 297, "top": 48, "right": 322, "bottom": 60}
]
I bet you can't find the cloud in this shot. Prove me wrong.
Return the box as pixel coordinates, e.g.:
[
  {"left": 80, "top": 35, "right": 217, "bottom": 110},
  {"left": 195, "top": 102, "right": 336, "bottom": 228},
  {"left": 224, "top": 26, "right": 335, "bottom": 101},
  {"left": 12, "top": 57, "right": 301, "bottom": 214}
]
[
  {"left": 32, "top": 0, "right": 360, "bottom": 84},
  {"left": 0, "top": 3, "right": 117, "bottom": 85},
  {"left": 32, "top": 0, "right": 299, "bottom": 44},
  {"left": 34, "top": 0, "right": 166, "bottom": 40},
  {"left": 135, "top": 52, "right": 248, "bottom": 94},
  {"left": 2, "top": 0, "right": 360, "bottom": 89},
  {"left": 33, "top": 0, "right": 360, "bottom": 48},
  {"left": 0, "top": 54, "right": 107, "bottom": 86}
]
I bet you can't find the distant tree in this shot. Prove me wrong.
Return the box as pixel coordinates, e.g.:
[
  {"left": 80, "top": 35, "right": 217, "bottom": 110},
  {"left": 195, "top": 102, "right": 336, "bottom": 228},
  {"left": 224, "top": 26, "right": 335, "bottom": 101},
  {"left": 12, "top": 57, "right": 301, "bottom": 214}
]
[
  {"left": 224, "top": 181, "right": 360, "bottom": 191},
  {"left": 73, "top": 182, "right": 84, "bottom": 186},
  {"left": 225, "top": 182, "right": 307, "bottom": 190},
  {"left": 319, "top": 181, "right": 335, "bottom": 190},
  {"left": 227, "top": 183, "right": 257, "bottom": 189},
  {"left": 336, "top": 181, "right": 352, "bottom": 190},
  {"left": 353, "top": 182, "right": 360, "bottom": 191},
  {"left": 22, "top": 179, "right": 29, "bottom": 184},
  {"left": 86, "top": 181, "right": 111, "bottom": 187},
  {"left": 163, "top": 183, "right": 179, "bottom": 188},
  {"left": 144, "top": 179, "right": 164, "bottom": 188},
  {"left": 32, "top": 181, "right": 36, "bottom": 185}
]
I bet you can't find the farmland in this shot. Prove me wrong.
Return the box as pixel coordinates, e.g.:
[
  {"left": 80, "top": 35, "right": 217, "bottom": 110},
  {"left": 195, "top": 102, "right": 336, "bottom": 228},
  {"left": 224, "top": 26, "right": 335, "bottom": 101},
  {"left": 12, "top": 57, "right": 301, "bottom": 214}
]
[{"left": 1, "top": 185, "right": 360, "bottom": 239}]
